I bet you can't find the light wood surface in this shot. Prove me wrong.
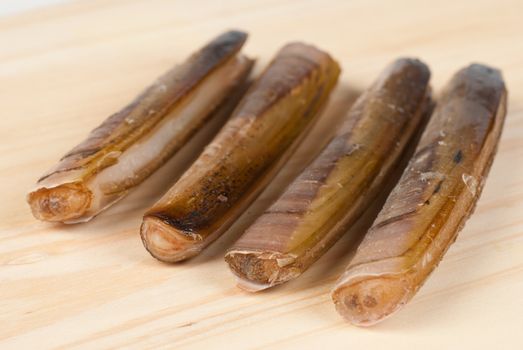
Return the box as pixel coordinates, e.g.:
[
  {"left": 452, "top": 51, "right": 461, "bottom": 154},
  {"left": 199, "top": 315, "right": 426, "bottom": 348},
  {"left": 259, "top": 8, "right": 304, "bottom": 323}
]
[{"left": 1, "top": 0, "right": 522, "bottom": 349}]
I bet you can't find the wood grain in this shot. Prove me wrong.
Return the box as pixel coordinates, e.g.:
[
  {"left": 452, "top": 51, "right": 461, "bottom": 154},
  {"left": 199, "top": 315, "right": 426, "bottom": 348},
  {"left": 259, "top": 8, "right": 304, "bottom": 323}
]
[{"left": 0, "top": 0, "right": 522, "bottom": 349}]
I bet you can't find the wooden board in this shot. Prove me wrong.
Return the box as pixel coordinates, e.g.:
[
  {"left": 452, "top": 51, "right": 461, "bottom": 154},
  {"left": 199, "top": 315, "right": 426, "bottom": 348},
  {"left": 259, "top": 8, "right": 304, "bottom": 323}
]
[{"left": 1, "top": 0, "right": 523, "bottom": 348}]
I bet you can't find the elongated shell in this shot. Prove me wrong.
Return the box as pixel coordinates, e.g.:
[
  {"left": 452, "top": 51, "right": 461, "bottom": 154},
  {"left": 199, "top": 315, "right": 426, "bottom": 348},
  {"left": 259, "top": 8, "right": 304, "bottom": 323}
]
[
  {"left": 225, "top": 58, "right": 432, "bottom": 291},
  {"left": 331, "top": 64, "right": 507, "bottom": 326},
  {"left": 141, "top": 42, "right": 341, "bottom": 262},
  {"left": 27, "top": 30, "right": 253, "bottom": 223}
]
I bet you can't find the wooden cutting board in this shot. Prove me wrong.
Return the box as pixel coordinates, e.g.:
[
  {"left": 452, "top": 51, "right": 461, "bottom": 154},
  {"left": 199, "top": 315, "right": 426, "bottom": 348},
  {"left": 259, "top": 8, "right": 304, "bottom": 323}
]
[{"left": 1, "top": 0, "right": 522, "bottom": 348}]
